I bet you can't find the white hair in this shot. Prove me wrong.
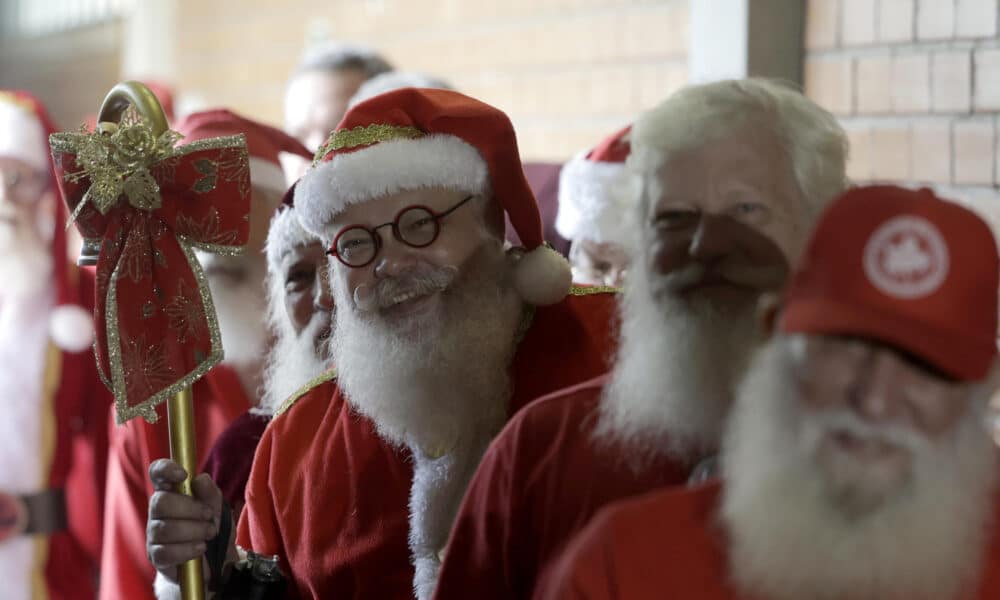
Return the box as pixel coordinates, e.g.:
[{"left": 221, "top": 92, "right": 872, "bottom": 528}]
[
  {"left": 347, "top": 71, "right": 454, "bottom": 109},
  {"left": 721, "top": 336, "right": 998, "bottom": 600},
  {"left": 630, "top": 78, "right": 849, "bottom": 221},
  {"left": 292, "top": 41, "right": 393, "bottom": 81},
  {"left": 253, "top": 208, "right": 329, "bottom": 415}
]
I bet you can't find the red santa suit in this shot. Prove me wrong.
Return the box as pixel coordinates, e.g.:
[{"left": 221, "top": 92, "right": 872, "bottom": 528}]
[
  {"left": 238, "top": 289, "right": 619, "bottom": 599},
  {"left": 0, "top": 90, "right": 113, "bottom": 600},
  {"left": 98, "top": 109, "right": 308, "bottom": 600},
  {"left": 433, "top": 377, "right": 691, "bottom": 600},
  {"left": 543, "top": 480, "right": 1000, "bottom": 600}
]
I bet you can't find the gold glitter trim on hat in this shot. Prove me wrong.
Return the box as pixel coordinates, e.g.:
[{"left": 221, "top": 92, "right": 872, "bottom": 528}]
[
  {"left": 273, "top": 369, "right": 339, "bottom": 417},
  {"left": 313, "top": 124, "right": 425, "bottom": 165}
]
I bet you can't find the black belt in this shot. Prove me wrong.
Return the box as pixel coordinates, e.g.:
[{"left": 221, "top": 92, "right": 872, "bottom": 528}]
[{"left": 22, "top": 489, "right": 68, "bottom": 535}]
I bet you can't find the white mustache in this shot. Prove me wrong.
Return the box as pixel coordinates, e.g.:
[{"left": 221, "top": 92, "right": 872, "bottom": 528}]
[
  {"left": 353, "top": 266, "right": 458, "bottom": 313},
  {"left": 656, "top": 262, "right": 786, "bottom": 294},
  {"left": 806, "top": 409, "right": 925, "bottom": 454}
]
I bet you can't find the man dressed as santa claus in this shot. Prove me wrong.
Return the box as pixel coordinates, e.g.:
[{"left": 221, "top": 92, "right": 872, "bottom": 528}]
[
  {"left": 556, "top": 125, "right": 636, "bottom": 288},
  {"left": 433, "top": 78, "right": 849, "bottom": 600},
  {"left": 99, "top": 109, "right": 312, "bottom": 600},
  {"left": 546, "top": 185, "right": 1000, "bottom": 600},
  {"left": 144, "top": 87, "right": 618, "bottom": 599},
  {"left": 0, "top": 90, "right": 113, "bottom": 600}
]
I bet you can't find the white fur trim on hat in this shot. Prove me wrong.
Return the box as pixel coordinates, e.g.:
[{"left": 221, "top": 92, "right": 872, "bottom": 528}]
[
  {"left": 49, "top": 304, "right": 94, "bottom": 353},
  {"left": 295, "top": 134, "right": 490, "bottom": 237},
  {"left": 266, "top": 207, "right": 317, "bottom": 271},
  {"left": 0, "top": 101, "right": 48, "bottom": 173},
  {"left": 249, "top": 156, "right": 288, "bottom": 195},
  {"left": 555, "top": 150, "right": 638, "bottom": 245}
]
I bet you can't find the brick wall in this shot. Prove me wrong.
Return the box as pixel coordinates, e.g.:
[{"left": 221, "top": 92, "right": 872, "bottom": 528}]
[
  {"left": 804, "top": 0, "right": 1000, "bottom": 230},
  {"left": 174, "top": 0, "right": 689, "bottom": 161}
]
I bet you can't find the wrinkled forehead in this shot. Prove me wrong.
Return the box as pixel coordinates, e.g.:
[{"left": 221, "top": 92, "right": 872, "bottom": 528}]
[{"left": 648, "top": 132, "right": 789, "bottom": 199}]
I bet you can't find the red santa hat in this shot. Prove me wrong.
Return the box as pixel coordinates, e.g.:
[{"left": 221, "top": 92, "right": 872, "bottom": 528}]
[
  {"left": 555, "top": 125, "right": 637, "bottom": 245},
  {"left": 266, "top": 189, "right": 314, "bottom": 273},
  {"left": 173, "top": 108, "right": 310, "bottom": 195},
  {"left": 0, "top": 90, "right": 94, "bottom": 352},
  {"left": 296, "top": 87, "right": 571, "bottom": 306},
  {"left": 780, "top": 185, "right": 998, "bottom": 382}
]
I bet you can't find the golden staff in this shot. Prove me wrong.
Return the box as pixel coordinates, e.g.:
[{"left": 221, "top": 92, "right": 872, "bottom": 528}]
[{"left": 90, "top": 82, "right": 204, "bottom": 600}]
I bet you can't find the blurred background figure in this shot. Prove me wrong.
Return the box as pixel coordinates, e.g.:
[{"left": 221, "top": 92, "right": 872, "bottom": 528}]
[
  {"left": 0, "top": 89, "right": 111, "bottom": 600},
  {"left": 283, "top": 41, "right": 393, "bottom": 149},
  {"left": 556, "top": 125, "right": 636, "bottom": 287},
  {"left": 347, "top": 70, "right": 453, "bottom": 108}
]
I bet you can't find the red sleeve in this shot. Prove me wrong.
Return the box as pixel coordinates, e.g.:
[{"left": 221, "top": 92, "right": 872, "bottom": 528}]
[
  {"left": 433, "top": 415, "right": 525, "bottom": 600},
  {"left": 236, "top": 423, "right": 289, "bottom": 573},
  {"left": 98, "top": 411, "right": 157, "bottom": 600},
  {"left": 537, "top": 513, "right": 620, "bottom": 600}
]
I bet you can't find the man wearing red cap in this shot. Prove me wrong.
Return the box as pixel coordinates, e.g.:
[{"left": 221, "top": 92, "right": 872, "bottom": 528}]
[
  {"left": 144, "top": 87, "right": 617, "bottom": 599},
  {"left": 433, "top": 79, "right": 849, "bottom": 600},
  {"left": 0, "top": 90, "right": 112, "bottom": 600},
  {"left": 99, "top": 109, "right": 312, "bottom": 600},
  {"left": 545, "top": 185, "right": 1000, "bottom": 600},
  {"left": 556, "top": 125, "right": 636, "bottom": 288}
]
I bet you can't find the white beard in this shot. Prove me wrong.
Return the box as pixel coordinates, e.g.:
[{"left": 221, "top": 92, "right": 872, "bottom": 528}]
[
  {"left": 721, "top": 338, "right": 999, "bottom": 600},
  {"left": 597, "top": 259, "right": 762, "bottom": 463},
  {"left": 253, "top": 276, "right": 332, "bottom": 416},
  {"left": 202, "top": 255, "right": 269, "bottom": 394},
  {"left": 331, "top": 244, "right": 523, "bottom": 599},
  {"left": 0, "top": 219, "right": 52, "bottom": 299},
  {"left": 332, "top": 245, "right": 522, "bottom": 452}
]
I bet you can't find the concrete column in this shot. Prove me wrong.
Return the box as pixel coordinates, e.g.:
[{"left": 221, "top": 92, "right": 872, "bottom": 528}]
[{"left": 687, "top": 0, "right": 805, "bottom": 85}]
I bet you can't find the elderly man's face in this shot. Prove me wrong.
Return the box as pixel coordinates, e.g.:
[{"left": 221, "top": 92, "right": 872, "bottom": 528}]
[
  {"left": 284, "top": 68, "right": 368, "bottom": 153},
  {"left": 0, "top": 156, "right": 49, "bottom": 250},
  {"left": 642, "top": 129, "right": 803, "bottom": 306},
  {"left": 280, "top": 239, "right": 333, "bottom": 353},
  {"left": 791, "top": 335, "right": 973, "bottom": 504},
  {"left": 326, "top": 187, "right": 495, "bottom": 324},
  {"left": 569, "top": 238, "right": 629, "bottom": 287}
]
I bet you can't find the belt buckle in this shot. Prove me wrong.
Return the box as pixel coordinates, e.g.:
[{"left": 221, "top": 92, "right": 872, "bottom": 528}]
[{"left": 0, "top": 492, "right": 27, "bottom": 544}]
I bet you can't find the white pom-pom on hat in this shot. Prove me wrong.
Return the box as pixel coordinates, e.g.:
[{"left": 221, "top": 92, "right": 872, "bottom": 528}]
[
  {"left": 49, "top": 304, "right": 94, "bottom": 353},
  {"left": 512, "top": 245, "right": 572, "bottom": 307}
]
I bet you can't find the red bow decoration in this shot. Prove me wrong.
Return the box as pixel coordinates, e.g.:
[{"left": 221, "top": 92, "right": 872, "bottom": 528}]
[{"left": 49, "top": 114, "right": 251, "bottom": 424}]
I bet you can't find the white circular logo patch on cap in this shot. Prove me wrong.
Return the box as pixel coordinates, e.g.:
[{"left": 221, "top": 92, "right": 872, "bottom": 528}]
[{"left": 863, "top": 215, "right": 949, "bottom": 299}]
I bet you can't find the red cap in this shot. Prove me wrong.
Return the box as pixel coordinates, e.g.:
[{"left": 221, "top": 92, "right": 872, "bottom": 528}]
[
  {"left": 296, "top": 88, "right": 571, "bottom": 305},
  {"left": 1, "top": 90, "right": 94, "bottom": 352},
  {"left": 780, "top": 185, "right": 999, "bottom": 381},
  {"left": 174, "top": 109, "right": 310, "bottom": 193}
]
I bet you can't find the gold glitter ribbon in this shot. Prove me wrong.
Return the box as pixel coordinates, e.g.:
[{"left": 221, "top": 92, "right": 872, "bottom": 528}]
[{"left": 313, "top": 124, "right": 425, "bottom": 165}]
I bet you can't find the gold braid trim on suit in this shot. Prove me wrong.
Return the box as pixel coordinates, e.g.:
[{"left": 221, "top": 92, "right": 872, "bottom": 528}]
[
  {"left": 274, "top": 369, "right": 339, "bottom": 417},
  {"left": 568, "top": 284, "right": 621, "bottom": 296}
]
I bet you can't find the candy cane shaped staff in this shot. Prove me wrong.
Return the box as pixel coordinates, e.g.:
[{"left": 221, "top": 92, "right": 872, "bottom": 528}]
[{"left": 50, "top": 81, "right": 253, "bottom": 600}]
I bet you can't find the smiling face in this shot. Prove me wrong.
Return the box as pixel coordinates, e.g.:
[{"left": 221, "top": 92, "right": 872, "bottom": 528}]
[{"left": 324, "top": 186, "right": 500, "bottom": 330}]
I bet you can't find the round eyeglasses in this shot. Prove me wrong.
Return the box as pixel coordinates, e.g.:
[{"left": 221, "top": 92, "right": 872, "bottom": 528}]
[{"left": 328, "top": 194, "right": 477, "bottom": 268}]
